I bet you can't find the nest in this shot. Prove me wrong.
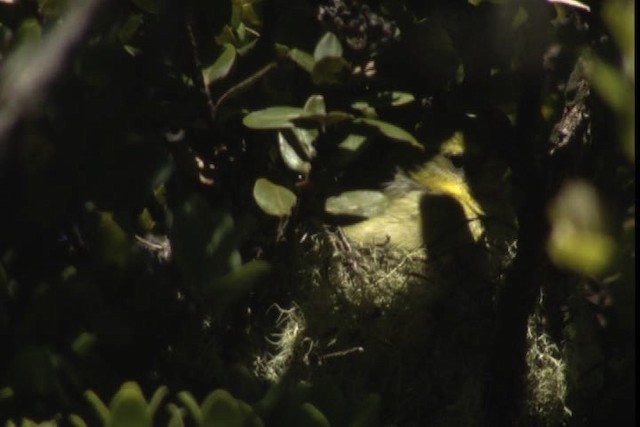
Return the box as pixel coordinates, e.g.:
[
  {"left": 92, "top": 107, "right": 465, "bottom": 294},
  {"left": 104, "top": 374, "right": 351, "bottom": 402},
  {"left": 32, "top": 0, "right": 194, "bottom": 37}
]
[
  {"left": 251, "top": 210, "right": 571, "bottom": 425},
  {"left": 253, "top": 225, "right": 498, "bottom": 425}
]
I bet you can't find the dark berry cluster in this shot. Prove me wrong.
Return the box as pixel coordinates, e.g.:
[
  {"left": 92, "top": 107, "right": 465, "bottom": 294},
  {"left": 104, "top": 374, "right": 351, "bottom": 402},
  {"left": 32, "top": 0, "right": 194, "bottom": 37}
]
[{"left": 317, "top": 0, "right": 400, "bottom": 52}]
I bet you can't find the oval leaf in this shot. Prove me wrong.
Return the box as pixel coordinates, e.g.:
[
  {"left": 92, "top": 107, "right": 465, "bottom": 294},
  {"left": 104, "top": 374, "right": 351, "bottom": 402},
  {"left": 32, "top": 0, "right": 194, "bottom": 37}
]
[
  {"left": 288, "top": 48, "right": 315, "bottom": 73},
  {"left": 293, "top": 111, "right": 354, "bottom": 127},
  {"left": 201, "top": 389, "right": 244, "bottom": 427},
  {"left": 338, "top": 134, "right": 367, "bottom": 152},
  {"left": 325, "top": 190, "right": 388, "bottom": 218},
  {"left": 278, "top": 132, "right": 312, "bottom": 174},
  {"left": 253, "top": 178, "right": 297, "bottom": 217},
  {"left": 299, "top": 403, "right": 330, "bottom": 427},
  {"left": 202, "top": 44, "right": 237, "bottom": 86},
  {"left": 313, "top": 32, "right": 343, "bottom": 61},
  {"left": 108, "top": 382, "right": 151, "bottom": 427},
  {"left": 303, "top": 95, "right": 326, "bottom": 115},
  {"left": 243, "top": 107, "right": 306, "bottom": 129},
  {"left": 292, "top": 127, "right": 318, "bottom": 159},
  {"left": 389, "top": 91, "right": 415, "bottom": 106},
  {"left": 311, "top": 56, "right": 351, "bottom": 85},
  {"left": 354, "top": 118, "right": 423, "bottom": 150}
]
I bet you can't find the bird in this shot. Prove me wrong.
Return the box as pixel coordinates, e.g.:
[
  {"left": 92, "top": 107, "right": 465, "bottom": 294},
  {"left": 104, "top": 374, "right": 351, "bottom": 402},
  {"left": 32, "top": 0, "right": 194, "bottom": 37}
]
[{"left": 339, "top": 131, "right": 486, "bottom": 252}]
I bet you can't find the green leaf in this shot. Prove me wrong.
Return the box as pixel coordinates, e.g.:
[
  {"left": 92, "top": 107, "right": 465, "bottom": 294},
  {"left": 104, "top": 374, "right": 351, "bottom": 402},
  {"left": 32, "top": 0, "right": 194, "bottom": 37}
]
[
  {"left": 293, "top": 111, "right": 354, "bottom": 127},
  {"left": 314, "top": 32, "right": 343, "bottom": 61},
  {"left": 71, "top": 332, "right": 96, "bottom": 357},
  {"left": 292, "top": 127, "right": 319, "bottom": 159},
  {"left": 589, "top": 58, "right": 629, "bottom": 113},
  {"left": 238, "top": 401, "right": 265, "bottom": 427},
  {"left": 338, "top": 134, "right": 367, "bottom": 152},
  {"left": 303, "top": 95, "right": 326, "bottom": 115},
  {"left": 108, "top": 382, "right": 151, "bottom": 427},
  {"left": 177, "top": 392, "right": 202, "bottom": 425},
  {"left": 201, "top": 389, "right": 244, "bottom": 427},
  {"left": 166, "top": 403, "right": 185, "bottom": 427},
  {"left": 289, "top": 48, "right": 315, "bottom": 73},
  {"left": 68, "top": 414, "right": 88, "bottom": 427},
  {"left": 278, "top": 131, "right": 312, "bottom": 174},
  {"left": 547, "top": 180, "right": 614, "bottom": 276},
  {"left": 325, "top": 191, "right": 389, "bottom": 218},
  {"left": 311, "top": 56, "right": 351, "bottom": 85},
  {"left": 351, "top": 101, "right": 377, "bottom": 118},
  {"left": 202, "top": 44, "right": 237, "bottom": 86},
  {"left": 85, "top": 390, "right": 110, "bottom": 424},
  {"left": 243, "top": 107, "right": 307, "bottom": 129},
  {"left": 148, "top": 386, "right": 168, "bottom": 416},
  {"left": 299, "top": 403, "right": 330, "bottom": 427},
  {"left": 353, "top": 118, "right": 423, "bottom": 150},
  {"left": 253, "top": 178, "right": 297, "bottom": 217},
  {"left": 388, "top": 91, "right": 415, "bottom": 106},
  {"left": 353, "top": 92, "right": 415, "bottom": 112},
  {"left": 97, "top": 213, "right": 130, "bottom": 269}
]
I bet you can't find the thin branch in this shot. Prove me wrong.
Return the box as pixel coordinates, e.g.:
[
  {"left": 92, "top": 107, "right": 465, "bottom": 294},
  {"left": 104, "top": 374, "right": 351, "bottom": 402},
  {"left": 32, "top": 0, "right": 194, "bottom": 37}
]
[
  {"left": 212, "top": 60, "right": 278, "bottom": 120},
  {"left": 185, "top": 16, "right": 217, "bottom": 125}
]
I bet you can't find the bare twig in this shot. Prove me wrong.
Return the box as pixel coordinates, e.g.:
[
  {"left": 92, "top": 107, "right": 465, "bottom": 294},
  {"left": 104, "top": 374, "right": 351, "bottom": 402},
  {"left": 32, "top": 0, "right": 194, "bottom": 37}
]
[{"left": 212, "top": 60, "right": 278, "bottom": 119}]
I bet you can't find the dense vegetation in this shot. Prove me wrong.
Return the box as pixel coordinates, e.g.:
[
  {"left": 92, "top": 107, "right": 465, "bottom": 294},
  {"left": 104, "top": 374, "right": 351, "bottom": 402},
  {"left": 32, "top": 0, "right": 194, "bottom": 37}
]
[{"left": 0, "top": 0, "right": 634, "bottom": 426}]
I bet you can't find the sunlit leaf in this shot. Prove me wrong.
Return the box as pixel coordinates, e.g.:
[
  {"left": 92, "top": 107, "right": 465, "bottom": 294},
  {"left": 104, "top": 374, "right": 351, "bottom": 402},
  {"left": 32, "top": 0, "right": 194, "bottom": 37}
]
[
  {"left": 253, "top": 178, "right": 297, "bottom": 217},
  {"left": 313, "top": 32, "right": 343, "bottom": 61},
  {"left": 243, "top": 107, "right": 307, "bottom": 129},
  {"left": 278, "top": 131, "right": 312, "bottom": 174},
  {"left": 294, "top": 111, "right": 354, "bottom": 127},
  {"left": 68, "top": 414, "right": 88, "bottom": 427},
  {"left": 351, "top": 101, "right": 377, "bottom": 118},
  {"left": 240, "top": 1, "right": 262, "bottom": 28},
  {"left": 388, "top": 91, "right": 415, "bottom": 106},
  {"left": 202, "top": 44, "right": 237, "bottom": 87},
  {"left": 108, "top": 382, "right": 151, "bottom": 427},
  {"left": 353, "top": 118, "right": 423, "bottom": 150},
  {"left": 303, "top": 95, "right": 326, "bottom": 115},
  {"left": 292, "top": 127, "right": 318, "bottom": 159},
  {"left": 325, "top": 190, "right": 388, "bottom": 218},
  {"left": 338, "top": 134, "right": 367, "bottom": 152}
]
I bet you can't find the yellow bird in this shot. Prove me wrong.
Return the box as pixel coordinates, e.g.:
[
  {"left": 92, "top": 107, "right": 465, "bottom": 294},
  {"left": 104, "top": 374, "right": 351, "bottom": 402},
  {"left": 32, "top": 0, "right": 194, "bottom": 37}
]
[{"left": 341, "top": 132, "right": 486, "bottom": 251}]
